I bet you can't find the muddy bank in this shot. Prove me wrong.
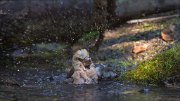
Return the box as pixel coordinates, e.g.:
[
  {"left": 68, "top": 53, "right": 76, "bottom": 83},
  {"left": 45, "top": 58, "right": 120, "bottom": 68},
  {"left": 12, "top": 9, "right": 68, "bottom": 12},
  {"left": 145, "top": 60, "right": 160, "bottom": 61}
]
[{"left": 1, "top": 0, "right": 179, "bottom": 63}]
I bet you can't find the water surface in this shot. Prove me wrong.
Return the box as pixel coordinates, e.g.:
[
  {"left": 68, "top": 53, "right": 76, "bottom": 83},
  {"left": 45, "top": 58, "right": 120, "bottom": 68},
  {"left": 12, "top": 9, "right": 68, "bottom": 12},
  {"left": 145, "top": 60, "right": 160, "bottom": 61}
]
[{"left": 0, "top": 68, "right": 179, "bottom": 101}]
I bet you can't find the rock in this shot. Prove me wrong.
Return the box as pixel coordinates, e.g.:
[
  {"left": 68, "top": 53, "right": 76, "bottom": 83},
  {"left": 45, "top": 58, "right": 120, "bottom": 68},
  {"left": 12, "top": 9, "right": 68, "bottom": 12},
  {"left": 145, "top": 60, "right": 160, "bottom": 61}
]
[
  {"left": 164, "top": 75, "right": 180, "bottom": 88},
  {"left": 138, "top": 88, "right": 150, "bottom": 93},
  {"left": 132, "top": 43, "right": 148, "bottom": 54},
  {"left": 95, "top": 64, "right": 118, "bottom": 80}
]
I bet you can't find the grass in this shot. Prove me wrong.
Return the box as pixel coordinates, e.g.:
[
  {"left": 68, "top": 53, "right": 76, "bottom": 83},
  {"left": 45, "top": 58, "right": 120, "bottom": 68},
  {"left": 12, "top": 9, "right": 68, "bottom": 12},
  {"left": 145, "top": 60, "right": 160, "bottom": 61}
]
[
  {"left": 123, "top": 44, "right": 180, "bottom": 85},
  {"left": 78, "top": 31, "right": 99, "bottom": 43}
]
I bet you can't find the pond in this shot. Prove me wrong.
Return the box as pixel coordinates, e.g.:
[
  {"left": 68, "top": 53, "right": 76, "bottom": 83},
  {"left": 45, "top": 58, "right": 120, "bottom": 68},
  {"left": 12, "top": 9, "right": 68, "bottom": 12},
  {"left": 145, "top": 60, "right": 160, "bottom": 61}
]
[
  {"left": 1, "top": 0, "right": 180, "bottom": 101},
  {"left": 0, "top": 68, "right": 180, "bottom": 101}
]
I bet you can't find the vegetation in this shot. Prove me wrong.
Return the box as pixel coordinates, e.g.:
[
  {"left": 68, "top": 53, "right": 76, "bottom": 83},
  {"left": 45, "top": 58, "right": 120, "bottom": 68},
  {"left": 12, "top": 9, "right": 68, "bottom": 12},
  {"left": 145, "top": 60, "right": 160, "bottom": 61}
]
[
  {"left": 78, "top": 31, "right": 99, "bottom": 44},
  {"left": 14, "top": 50, "right": 70, "bottom": 69},
  {"left": 124, "top": 45, "right": 180, "bottom": 84}
]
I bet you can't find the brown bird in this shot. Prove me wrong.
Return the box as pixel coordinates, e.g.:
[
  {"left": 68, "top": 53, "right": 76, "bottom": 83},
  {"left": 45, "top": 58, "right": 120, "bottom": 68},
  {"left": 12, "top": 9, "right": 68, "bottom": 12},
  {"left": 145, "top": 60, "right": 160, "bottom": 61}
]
[
  {"left": 161, "top": 24, "right": 175, "bottom": 42},
  {"left": 132, "top": 43, "right": 148, "bottom": 54}
]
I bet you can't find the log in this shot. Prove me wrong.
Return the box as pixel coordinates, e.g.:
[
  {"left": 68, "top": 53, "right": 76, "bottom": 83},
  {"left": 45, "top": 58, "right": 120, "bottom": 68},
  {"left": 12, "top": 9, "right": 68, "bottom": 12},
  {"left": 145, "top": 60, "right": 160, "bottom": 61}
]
[
  {"left": 127, "top": 14, "right": 179, "bottom": 24},
  {"left": 115, "top": 0, "right": 180, "bottom": 20}
]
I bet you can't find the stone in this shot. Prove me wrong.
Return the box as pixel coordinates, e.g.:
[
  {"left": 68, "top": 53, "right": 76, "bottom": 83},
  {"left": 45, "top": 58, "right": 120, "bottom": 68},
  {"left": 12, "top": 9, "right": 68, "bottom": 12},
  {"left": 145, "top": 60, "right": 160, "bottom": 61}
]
[
  {"left": 164, "top": 75, "right": 180, "bottom": 88},
  {"left": 95, "top": 64, "right": 118, "bottom": 80},
  {"left": 138, "top": 88, "right": 150, "bottom": 93}
]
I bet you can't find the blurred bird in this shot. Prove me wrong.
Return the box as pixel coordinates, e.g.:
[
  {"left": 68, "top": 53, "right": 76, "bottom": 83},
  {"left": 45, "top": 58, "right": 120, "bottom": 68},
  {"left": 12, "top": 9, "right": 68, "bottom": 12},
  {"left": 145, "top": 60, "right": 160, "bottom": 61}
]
[
  {"left": 161, "top": 24, "right": 175, "bottom": 42},
  {"left": 132, "top": 42, "right": 148, "bottom": 54}
]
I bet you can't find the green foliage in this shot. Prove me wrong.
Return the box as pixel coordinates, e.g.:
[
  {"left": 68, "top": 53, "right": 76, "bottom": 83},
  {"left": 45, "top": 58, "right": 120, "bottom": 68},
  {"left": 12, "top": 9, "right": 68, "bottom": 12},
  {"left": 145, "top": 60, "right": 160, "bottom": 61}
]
[
  {"left": 142, "top": 23, "right": 155, "bottom": 30},
  {"left": 118, "top": 61, "right": 132, "bottom": 68},
  {"left": 124, "top": 45, "right": 180, "bottom": 84},
  {"left": 78, "top": 31, "right": 99, "bottom": 43},
  {"left": 107, "top": 59, "right": 132, "bottom": 69}
]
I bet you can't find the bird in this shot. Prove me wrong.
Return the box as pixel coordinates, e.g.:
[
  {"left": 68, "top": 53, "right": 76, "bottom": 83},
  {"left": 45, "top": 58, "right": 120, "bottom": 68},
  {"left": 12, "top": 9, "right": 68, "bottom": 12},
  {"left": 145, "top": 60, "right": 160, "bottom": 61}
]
[
  {"left": 132, "top": 43, "right": 148, "bottom": 54},
  {"left": 161, "top": 24, "right": 175, "bottom": 42}
]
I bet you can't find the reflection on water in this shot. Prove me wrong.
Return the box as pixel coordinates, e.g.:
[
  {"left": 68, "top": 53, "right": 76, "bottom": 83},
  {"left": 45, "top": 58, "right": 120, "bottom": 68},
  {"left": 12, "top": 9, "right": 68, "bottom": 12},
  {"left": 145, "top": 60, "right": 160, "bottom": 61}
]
[
  {"left": 0, "top": 82, "right": 180, "bottom": 101},
  {"left": 0, "top": 68, "right": 180, "bottom": 101}
]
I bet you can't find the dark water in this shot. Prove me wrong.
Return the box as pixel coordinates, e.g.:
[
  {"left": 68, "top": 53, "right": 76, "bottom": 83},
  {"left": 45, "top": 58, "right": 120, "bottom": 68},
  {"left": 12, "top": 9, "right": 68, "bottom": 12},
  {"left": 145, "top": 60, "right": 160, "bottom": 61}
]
[{"left": 0, "top": 68, "right": 180, "bottom": 101}]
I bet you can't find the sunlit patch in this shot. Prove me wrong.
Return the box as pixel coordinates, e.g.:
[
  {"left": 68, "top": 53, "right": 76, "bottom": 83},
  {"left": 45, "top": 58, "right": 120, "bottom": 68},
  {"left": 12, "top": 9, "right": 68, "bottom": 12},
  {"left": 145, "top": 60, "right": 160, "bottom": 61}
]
[{"left": 104, "top": 30, "right": 119, "bottom": 40}]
